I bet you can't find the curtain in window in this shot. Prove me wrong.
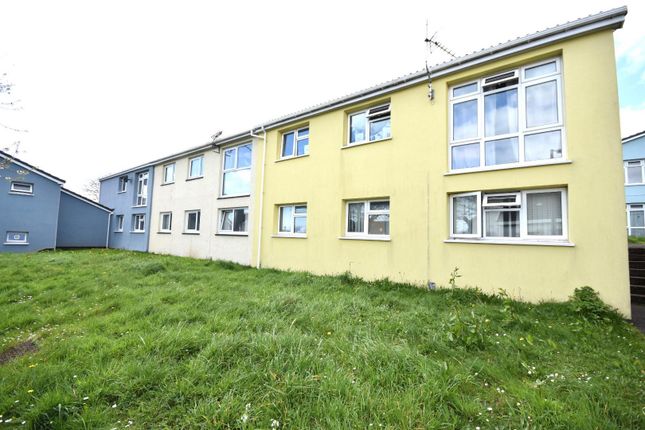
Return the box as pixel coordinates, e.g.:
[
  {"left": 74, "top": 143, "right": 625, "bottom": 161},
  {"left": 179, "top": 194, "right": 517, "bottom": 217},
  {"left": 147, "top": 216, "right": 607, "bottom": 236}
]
[
  {"left": 485, "top": 210, "right": 519, "bottom": 237},
  {"left": 527, "top": 192, "right": 562, "bottom": 236},
  {"left": 453, "top": 196, "right": 477, "bottom": 234}
]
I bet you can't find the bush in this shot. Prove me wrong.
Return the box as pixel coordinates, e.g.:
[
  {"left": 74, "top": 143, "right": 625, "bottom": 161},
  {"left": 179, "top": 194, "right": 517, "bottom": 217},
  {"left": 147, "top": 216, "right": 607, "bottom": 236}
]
[{"left": 569, "top": 286, "right": 621, "bottom": 324}]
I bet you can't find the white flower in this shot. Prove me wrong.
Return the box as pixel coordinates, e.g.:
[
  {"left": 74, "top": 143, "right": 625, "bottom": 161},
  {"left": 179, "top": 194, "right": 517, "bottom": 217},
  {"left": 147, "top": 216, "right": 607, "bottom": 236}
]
[
  {"left": 487, "top": 407, "right": 493, "bottom": 411},
  {"left": 112, "top": 404, "right": 117, "bottom": 408},
  {"left": 240, "top": 414, "right": 248, "bottom": 423},
  {"left": 83, "top": 397, "right": 89, "bottom": 400},
  {"left": 270, "top": 419, "right": 280, "bottom": 428}
]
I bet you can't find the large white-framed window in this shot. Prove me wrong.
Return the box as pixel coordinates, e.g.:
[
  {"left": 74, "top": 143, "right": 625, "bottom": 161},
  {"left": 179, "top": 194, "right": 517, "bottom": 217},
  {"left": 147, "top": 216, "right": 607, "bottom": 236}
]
[
  {"left": 188, "top": 155, "right": 204, "bottom": 179},
  {"left": 159, "top": 212, "right": 172, "bottom": 233},
  {"left": 627, "top": 204, "right": 645, "bottom": 237},
  {"left": 118, "top": 176, "right": 128, "bottom": 193},
  {"left": 5, "top": 231, "right": 28, "bottom": 245},
  {"left": 278, "top": 204, "right": 307, "bottom": 236},
  {"left": 132, "top": 214, "right": 145, "bottom": 233},
  {"left": 163, "top": 163, "right": 176, "bottom": 184},
  {"left": 348, "top": 103, "right": 391, "bottom": 145},
  {"left": 450, "top": 188, "right": 568, "bottom": 242},
  {"left": 625, "top": 160, "right": 645, "bottom": 185},
  {"left": 135, "top": 172, "right": 148, "bottom": 206},
  {"left": 115, "top": 215, "right": 124, "bottom": 232},
  {"left": 449, "top": 58, "right": 564, "bottom": 171},
  {"left": 10, "top": 181, "right": 33, "bottom": 195},
  {"left": 219, "top": 207, "right": 249, "bottom": 235},
  {"left": 184, "top": 210, "right": 201, "bottom": 233},
  {"left": 281, "top": 127, "right": 309, "bottom": 159},
  {"left": 346, "top": 200, "right": 390, "bottom": 238},
  {"left": 221, "top": 143, "right": 252, "bottom": 196}
]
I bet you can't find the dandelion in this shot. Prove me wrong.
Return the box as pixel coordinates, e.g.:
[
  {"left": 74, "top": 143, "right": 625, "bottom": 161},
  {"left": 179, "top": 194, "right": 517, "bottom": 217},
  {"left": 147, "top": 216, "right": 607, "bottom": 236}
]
[
  {"left": 326, "top": 332, "right": 331, "bottom": 335},
  {"left": 28, "top": 364, "right": 37, "bottom": 368}
]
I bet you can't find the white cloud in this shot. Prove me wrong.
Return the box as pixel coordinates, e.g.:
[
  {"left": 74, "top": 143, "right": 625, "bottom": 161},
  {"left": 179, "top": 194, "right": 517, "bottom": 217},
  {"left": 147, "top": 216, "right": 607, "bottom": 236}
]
[{"left": 621, "top": 105, "right": 645, "bottom": 138}]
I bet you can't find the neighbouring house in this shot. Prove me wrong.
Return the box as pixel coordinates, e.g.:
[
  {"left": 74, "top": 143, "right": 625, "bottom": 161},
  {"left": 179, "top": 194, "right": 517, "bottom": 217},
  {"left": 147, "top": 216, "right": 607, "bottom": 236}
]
[
  {"left": 0, "top": 151, "right": 112, "bottom": 252},
  {"left": 99, "top": 165, "right": 154, "bottom": 252},
  {"left": 623, "top": 130, "right": 645, "bottom": 236}
]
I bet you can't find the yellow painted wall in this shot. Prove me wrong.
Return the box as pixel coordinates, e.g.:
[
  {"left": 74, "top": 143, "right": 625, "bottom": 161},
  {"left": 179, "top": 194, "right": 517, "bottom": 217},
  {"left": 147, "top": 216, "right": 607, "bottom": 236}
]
[{"left": 252, "top": 29, "right": 630, "bottom": 317}]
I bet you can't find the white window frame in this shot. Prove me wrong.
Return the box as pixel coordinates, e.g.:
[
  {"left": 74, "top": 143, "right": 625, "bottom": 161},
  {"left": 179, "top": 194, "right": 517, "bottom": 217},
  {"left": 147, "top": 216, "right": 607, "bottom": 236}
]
[
  {"left": 627, "top": 204, "right": 645, "bottom": 236},
  {"left": 281, "top": 127, "right": 309, "bottom": 159},
  {"left": 221, "top": 142, "right": 253, "bottom": 197},
  {"left": 184, "top": 210, "right": 201, "bottom": 233},
  {"left": 115, "top": 215, "right": 124, "bottom": 232},
  {"left": 450, "top": 188, "right": 568, "bottom": 241},
  {"left": 5, "top": 231, "right": 29, "bottom": 245},
  {"left": 624, "top": 160, "right": 645, "bottom": 185},
  {"left": 347, "top": 103, "right": 392, "bottom": 146},
  {"left": 135, "top": 172, "right": 148, "bottom": 206},
  {"left": 159, "top": 212, "right": 172, "bottom": 233},
  {"left": 218, "top": 207, "right": 249, "bottom": 235},
  {"left": 132, "top": 214, "right": 145, "bottom": 233},
  {"left": 448, "top": 57, "right": 565, "bottom": 172},
  {"left": 277, "top": 204, "right": 307, "bottom": 237},
  {"left": 163, "top": 163, "right": 176, "bottom": 184},
  {"left": 345, "top": 199, "right": 390, "bottom": 239},
  {"left": 10, "top": 181, "right": 33, "bottom": 195},
  {"left": 118, "top": 176, "right": 128, "bottom": 193},
  {"left": 188, "top": 155, "right": 204, "bottom": 179}
]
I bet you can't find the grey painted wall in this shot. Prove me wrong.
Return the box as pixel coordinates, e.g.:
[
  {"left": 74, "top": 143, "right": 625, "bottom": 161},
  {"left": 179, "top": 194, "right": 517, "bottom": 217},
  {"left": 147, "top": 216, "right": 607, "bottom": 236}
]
[
  {"left": 99, "top": 166, "right": 154, "bottom": 252},
  {"left": 56, "top": 192, "right": 111, "bottom": 248},
  {"left": 0, "top": 160, "right": 61, "bottom": 252}
]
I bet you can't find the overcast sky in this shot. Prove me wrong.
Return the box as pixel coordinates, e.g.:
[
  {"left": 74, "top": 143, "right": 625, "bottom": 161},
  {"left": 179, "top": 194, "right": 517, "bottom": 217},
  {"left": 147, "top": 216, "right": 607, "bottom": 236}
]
[{"left": 1, "top": 1, "right": 643, "bottom": 195}]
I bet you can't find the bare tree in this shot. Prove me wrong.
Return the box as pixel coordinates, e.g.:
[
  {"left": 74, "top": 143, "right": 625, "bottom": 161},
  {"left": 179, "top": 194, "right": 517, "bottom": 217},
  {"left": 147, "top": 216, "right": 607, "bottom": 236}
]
[
  {"left": 83, "top": 179, "right": 101, "bottom": 202},
  {"left": 1, "top": 73, "right": 28, "bottom": 179}
]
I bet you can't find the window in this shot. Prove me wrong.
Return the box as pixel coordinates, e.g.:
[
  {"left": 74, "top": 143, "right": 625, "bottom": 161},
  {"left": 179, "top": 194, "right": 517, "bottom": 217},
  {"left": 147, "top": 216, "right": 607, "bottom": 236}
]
[
  {"left": 159, "top": 212, "right": 172, "bottom": 232},
  {"left": 132, "top": 214, "right": 145, "bottom": 232},
  {"left": 346, "top": 200, "right": 390, "bottom": 238},
  {"left": 5, "top": 231, "right": 28, "bottom": 245},
  {"left": 449, "top": 58, "right": 563, "bottom": 171},
  {"left": 163, "top": 163, "right": 175, "bottom": 184},
  {"left": 219, "top": 207, "right": 249, "bottom": 234},
  {"left": 625, "top": 160, "right": 645, "bottom": 184},
  {"left": 450, "top": 188, "right": 567, "bottom": 241},
  {"left": 184, "top": 210, "right": 201, "bottom": 233},
  {"left": 281, "top": 127, "right": 309, "bottom": 159},
  {"left": 118, "top": 176, "right": 128, "bottom": 193},
  {"left": 188, "top": 156, "right": 204, "bottom": 179},
  {"left": 10, "top": 182, "right": 33, "bottom": 195},
  {"left": 348, "top": 103, "right": 391, "bottom": 145},
  {"left": 278, "top": 205, "right": 307, "bottom": 236},
  {"left": 627, "top": 204, "right": 645, "bottom": 237},
  {"left": 115, "top": 215, "right": 124, "bottom": 232},
  {"left": 135, "top": 172, "right": 148, "bottom": 206},
  {"left": 222, "top": 143, "right": 252, "bottom": 196}
]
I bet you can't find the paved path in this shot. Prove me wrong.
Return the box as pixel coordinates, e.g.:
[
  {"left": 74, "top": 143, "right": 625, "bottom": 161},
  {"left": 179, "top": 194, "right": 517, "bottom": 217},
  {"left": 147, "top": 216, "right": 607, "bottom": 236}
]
[{"left": 631, "top": 303, "right": 645, "bottom": 334}]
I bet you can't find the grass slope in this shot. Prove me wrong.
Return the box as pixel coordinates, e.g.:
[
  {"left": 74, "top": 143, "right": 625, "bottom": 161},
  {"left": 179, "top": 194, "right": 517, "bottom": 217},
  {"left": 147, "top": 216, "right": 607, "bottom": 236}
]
[{"left": 0, "top": 250, "right": 643, "bottom": 429}]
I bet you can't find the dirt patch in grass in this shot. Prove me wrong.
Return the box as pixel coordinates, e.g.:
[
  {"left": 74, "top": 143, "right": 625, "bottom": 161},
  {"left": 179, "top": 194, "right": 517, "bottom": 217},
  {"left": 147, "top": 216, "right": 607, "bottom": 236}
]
[{"left": 0, "top": 340, "right": 38, "bottom": 365}]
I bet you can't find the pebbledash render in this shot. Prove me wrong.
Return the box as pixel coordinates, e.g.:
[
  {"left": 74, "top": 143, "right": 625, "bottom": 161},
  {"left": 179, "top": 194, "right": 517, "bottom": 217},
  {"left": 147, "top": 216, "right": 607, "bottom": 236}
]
[{"left": 100, "top": 7, "right": 631, "bottom": 316}]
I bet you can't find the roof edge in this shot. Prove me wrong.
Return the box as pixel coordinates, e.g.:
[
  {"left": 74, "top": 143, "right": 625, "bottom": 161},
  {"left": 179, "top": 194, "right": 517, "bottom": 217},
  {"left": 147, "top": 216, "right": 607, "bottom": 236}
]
[
  {"left": 0, "top": 150, "right": 66, "bottom": 184},
  {"left": 623, "top": 130, "right": 645, "bottom": 144}
]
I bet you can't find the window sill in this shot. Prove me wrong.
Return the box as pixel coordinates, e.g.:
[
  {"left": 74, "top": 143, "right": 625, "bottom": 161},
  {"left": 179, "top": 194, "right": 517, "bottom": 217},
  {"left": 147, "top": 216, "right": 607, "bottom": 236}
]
[
  {"left": 341, "top": 137, "right": 392, "bottom": 150},
  {"left": 218, "top": 194, "right": 251, "bottom": 200},
  {"left": 216, "top": 232, "right": 249, "bottom": 237},
  {"left": 625, "top": 183, "right": 645, "bottom": 187},
  {"left": 8, "top": 192, "right": 33, "bottom": 196},
  {"left": 117, "top": 191, "right": 127, "bottom": 194},
  {"left": 132, "top": 205, "right": 147, "bottom": 208},
  {"left": 275, "top": 154, "right": 310, "bottom": 163},
  {"left": 272, "top": 234, "right": 307, "bottom": 239},
  {"left": 4, "top": 242, "right": 29, "bottom": 246},
  {"left": 183, "top": 232, "right": 200, "bottom": 235},
  {"left": 186, "top": 176, "right": 203, "bottom": 182},
  {"left": 157, "top": 231, "right": 172, "bottom": 234},
  {"left": 444, "top": 238, "right": 574, "bottom": 247},
  {"left": 114, "top": 231, "right": 124, "bottom": 234},
  {"left": 445, "top": 159, "right": 572, "bottom": 175},
  {"left": 130, "top": 231, "right": 145, "bottom": 234},
  {"left": 339, "top": 236, "right": 391, "bottom": 242},
  {"left": 161, "top": 182, "right": 175, "bottom": 186}
]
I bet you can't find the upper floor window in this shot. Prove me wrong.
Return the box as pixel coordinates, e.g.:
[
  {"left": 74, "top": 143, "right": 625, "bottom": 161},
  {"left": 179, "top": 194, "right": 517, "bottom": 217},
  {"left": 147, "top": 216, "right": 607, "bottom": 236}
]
[
  {"left": 115, "top": 215, "right": 124, "bottom": 232},
  {"left": 625, "top": 160, "right": 645, "bottom": 184},
  {"left": 135, "top": 172, "right": 148, "bottom": 206},
  {"left": 449, "top": 58, "right": 563, "bottom": 171},
  {"left": 188, "top": 155, "right": 204, "bottom": 179},
  {"left": 349, "top": 103, "right": 391, "bottom": 145},
  {"left": 346, "top": 200, "right": 390, "bottom": 238},
  {"left": 219, "top": 207, "right": 248, "bottom": 234},
  {"left": 118, "top": 176, "right": 128, "bottom": 193},
  {"left": 281, "top": 127, "right": 309, "bottom": 159},
  {"left": 132, "top": 214, "right": 145, "bottom": 232},
  {"left": 10, "top": 181, "right": 33, "bottom": 195},
  {"left": 278, "top": 204, "right": 307, "bottom": 236},
  {"left": 222, "top": 143, "right": 252, "bottom": 196},
  {"left": 163, "top": 163, "right": 176, "bottom": 184}
]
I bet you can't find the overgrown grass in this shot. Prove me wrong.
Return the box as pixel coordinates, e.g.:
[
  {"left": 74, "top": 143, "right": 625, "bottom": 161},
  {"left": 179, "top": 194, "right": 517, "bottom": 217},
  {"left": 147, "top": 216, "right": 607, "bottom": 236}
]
[
  {"left": 628, "top": 235, "right": 645, "bottom": 244},
  {"left": 0, "top": 250, "right": 643, "bottom": 429}
]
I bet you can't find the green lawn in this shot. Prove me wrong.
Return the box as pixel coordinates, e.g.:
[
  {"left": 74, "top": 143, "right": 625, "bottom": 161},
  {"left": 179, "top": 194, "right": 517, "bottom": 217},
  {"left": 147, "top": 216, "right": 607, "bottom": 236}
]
[{"left": 0, "top": 250, "right": 643, "bottom": 429}]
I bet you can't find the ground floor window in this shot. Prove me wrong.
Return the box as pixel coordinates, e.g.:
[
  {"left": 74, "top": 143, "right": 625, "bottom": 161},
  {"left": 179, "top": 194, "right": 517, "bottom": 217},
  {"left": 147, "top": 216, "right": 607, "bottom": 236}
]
[
  {"left": 346, "top": 199, "right": 390, "bottom": 238},
  {"left": 219, "top": 207, "right": 248, "bottom": 234},
  {"left": 184, "top": 210, "right": 201, "bottom": 233},
  {"left": 159, "top": 212, "right": 172, "bottom": 232},
  {"left": 5, "top": 231, "right": 28, "bottom": 245},
  {"left": 132, "top": 214, "right": 145, "bottom": 232},
  {"left": 115, "top": 215, "right": 124, "bottom": 232},
  {"left": 278, "top": 204, "right": 307, "bottom": 236},
  {"left": 627, "top": 204, "right": 645, "bottom": 237}
]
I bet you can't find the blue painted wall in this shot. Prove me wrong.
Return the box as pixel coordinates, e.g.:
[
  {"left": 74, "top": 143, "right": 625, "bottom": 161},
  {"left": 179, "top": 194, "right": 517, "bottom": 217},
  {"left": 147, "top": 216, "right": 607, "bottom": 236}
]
[
  {"left": 100, "top": 166, "right": 154, "bottom": 252},
  {"left": 57, "top": 191, "right": 111, "bottom": 248},
  {"left": 623, "top": 134, "right": 645, "bottom": 204},
  {"left": 0, "top": 160, "right": 61, "bottom": 252}
]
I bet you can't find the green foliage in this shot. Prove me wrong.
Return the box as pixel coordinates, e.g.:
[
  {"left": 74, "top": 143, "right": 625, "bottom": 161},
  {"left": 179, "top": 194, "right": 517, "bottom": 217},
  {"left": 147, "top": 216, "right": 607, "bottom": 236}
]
[
  {"left": 627, "top": 235, "right": 645, "bottom": 244},
  {"left": 569, "top": 286, "right": 622, "bottom": 324}
]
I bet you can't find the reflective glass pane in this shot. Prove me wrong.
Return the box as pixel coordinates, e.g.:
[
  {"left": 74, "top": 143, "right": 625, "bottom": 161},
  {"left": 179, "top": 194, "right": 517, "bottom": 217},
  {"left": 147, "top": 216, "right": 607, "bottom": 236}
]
[
  {"left": 350, "top": 112, "right": 367, "bottom": 143},
  {"left": 453, "top": 82, "right": 478, "bottom": 98},
  {"left": 164, "top": 164, "right": 175, "bottom": 183},
  {"left": 485, "top": 209, "right": 519, "bottom": 237},
  {"left": 527, "top": 192, "right": 563, "bottom": 236},
  {"left": 630, "top": 210, "right": 645, "bottom": 228},
  {"left": 294, "top": 216, "right": 307, "bottom": 234},
  {"left": 369, "top": 201, "right": 389, "bottom": 211},
  {"left": 627, "top": 165, "right": 643, "bottom": 184},
  {"left": 369, "top": 118, "right": 391, "bottom": 141},
  {"left": 368, "top": 214, "right": 389, "bottom": 235},
  {"left": 279, "top": 206, "right": 293, "bottom": 232},
  {"left": 485, "top": 137, "right": 519, "bottom": 166},
  {"left": 451, "top": 143, "right": 480, "bottom": 169},
  {"left": 224, "top": 149, "right": 235, "bottom": 170},
  {"left": 347, "top": 203, "right": 365, "bottom": 233},
  {"left": 295, "top": 205, "right": 307, "bottom": 214},
  {"left": 187, "top": 213, "right": 197, "bottom": 230},
  {"left": 222, "top": 169, "right": 251, "bottom": 196},
  {"left": 630, "top": 227, "right": 645, "bottom": 237},
  {"left": 484, "top": 89, "right": 518, "bottom": 137},
  {"left": 190, "top": 157, "right": 203, "bottom": 177},
  {"left": 237, "top": 144, "right": 252, "bottom": 168},
  {"left": 233, "top": 208, "right": 248, "bottom": 232},
  {"left": 296, "top": 137, "right": 309, "bottom": 156},
  {"left": 525, "top": 61, "right": 557, "bottom": 80},
  {"left": 453, "top": 100, "right": 478, "bottom": 140},
  {"left": 282, "top": 132, "right": 294, "bottom": 157},
  {"left": 221, "top": 210, "right": 233, "bottom": 231},
  {"left": 524, "top": 130, "right": 562, "bottom": 161},
  {"left": 453, "top": 195, "right": 478, "bottom": 235},
  {"left": 526, "top": 80, "right": 558, "bottom": 128},
  {"left": 297, "top": 128, "right": 309, "bottom": 137}
]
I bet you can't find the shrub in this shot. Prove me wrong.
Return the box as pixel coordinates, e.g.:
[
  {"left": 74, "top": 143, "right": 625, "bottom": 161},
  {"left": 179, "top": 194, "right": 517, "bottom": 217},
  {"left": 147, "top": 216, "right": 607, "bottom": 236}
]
[{"left": 569, "top": 286, "right": 621, "bottom": 324}]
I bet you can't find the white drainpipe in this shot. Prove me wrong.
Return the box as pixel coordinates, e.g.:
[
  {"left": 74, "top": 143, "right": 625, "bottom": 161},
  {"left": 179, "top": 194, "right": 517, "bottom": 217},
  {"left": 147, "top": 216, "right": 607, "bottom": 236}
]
[
  {"left": 250, "top": 126, "right": 267, "bottom": 269},
  {"left": 105, "top": 212, "right": 112, "bottom": 248}
]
